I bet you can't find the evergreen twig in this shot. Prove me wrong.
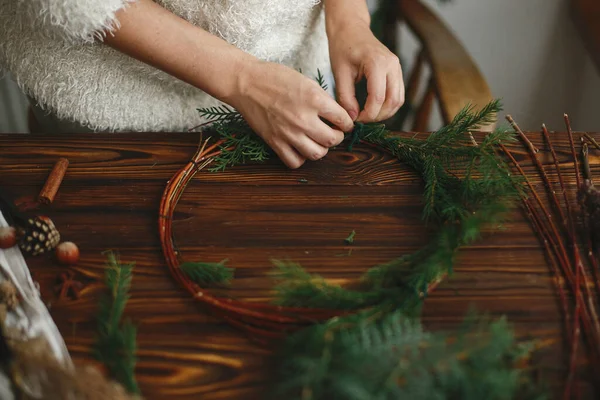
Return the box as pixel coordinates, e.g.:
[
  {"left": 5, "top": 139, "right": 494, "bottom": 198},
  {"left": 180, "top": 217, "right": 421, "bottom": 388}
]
[
  {"left": 197, "top": 105, "right": 243, "bottom": 124},
  {"left": 92, "top": 251, "right": 139, "bottom": 395},
  {"left": 180, "top": 260, "right": 233, "bottom": 286},
  {"left": 197, "top": 94, "right": 519, "bottom": 313},
  {"left": 187, "top": 76, "right": 544, "bottom": 397},
  {"left": 315, "top": 69, "right": 328, "bottom": 91},
  {"left": 273, "top": 310, "right": 546, "bottom": 400}
]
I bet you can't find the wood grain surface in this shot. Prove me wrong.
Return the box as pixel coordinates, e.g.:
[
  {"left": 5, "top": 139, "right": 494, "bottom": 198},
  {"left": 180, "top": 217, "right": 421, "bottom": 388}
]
[{"left": 0, "top": 130, "right": 598, "bottom": 399}]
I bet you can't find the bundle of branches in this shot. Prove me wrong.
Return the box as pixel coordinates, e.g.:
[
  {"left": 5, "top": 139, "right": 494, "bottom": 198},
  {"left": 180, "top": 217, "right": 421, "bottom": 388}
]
[{"left": 500, "top": 115, "right": 600, "bottom": 398}]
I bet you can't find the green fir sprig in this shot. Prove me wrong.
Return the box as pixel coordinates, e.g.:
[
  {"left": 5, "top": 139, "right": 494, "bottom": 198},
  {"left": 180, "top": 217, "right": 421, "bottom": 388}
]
[
  {"left": 92, "top": 251, "right": 139, "bottom": 395},
  {"left": 180, "top": 260, "right": 234, "bottom": 286},
  {"left": 197, "top": 104, "right": 243, "bottom": 124},
  {"left": 193, "top": 74, "right": 540, "bottom": 397},
  {"left": 197, "top": 70, "right": 326, "bottom": 172},
  {"left": 198, "top": 86, "right": 520, "bottom": 313},
  {"left": 272, "top": 310, "right": 546, "bottom": 400},
  {"left": 272, "top": 100, "right": 520, "bottom": 311},
  {"left": 315, "top": 69, "right": 329, "bottom": 92},
  {"left": 208, "top": 127, "right": 272, "bottom": 172}
]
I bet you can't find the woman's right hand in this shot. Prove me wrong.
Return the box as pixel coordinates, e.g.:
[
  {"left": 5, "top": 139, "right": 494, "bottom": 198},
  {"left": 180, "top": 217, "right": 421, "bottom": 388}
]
[
  {"left": 229, "top": 61, "right": 355, "bottom": 169},
  {"left": 102, "top": 0, "right": 353, "bottom": 169}
]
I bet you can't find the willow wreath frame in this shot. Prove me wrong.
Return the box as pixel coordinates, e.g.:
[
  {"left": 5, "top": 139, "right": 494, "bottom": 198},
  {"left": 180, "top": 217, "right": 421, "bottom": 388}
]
[
  {"left": 158, "top": 100, "right": 519, "bottom": 342},
  {"left": 158, "top": 137, "right": 444, "bottom": 340}
]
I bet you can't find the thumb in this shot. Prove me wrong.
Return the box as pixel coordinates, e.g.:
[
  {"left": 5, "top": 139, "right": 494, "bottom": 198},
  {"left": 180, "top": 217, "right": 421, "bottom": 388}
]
[{"left": 334, "top": 66, "right": 360, "bottom": 122}]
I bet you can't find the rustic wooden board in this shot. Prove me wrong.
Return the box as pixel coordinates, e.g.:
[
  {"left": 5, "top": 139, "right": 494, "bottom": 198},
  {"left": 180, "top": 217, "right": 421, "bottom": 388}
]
[{"left": 0, "top": 131, "right": 598, "bottom": 399}]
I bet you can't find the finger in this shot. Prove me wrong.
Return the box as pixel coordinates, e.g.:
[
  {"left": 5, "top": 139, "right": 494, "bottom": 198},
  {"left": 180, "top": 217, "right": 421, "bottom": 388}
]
[
  {"left": 271, "top": 140, "right": 306, "bottom": 169},
  {"left": 305, "top": 121, "right": 345, "bottom": 148},
  {"left": 288, "top": 133, "right": 329, "bottom": 161},
  {"left": 334, "top": 65, "right": 360, "bottom": 122},
  {"left": 376, "top": 67, "right": 405, "bottom": 121},
  {"left": 357, "top": 62, "right": 386, "bottom": 123},
  {"left": 317, "top": 96, "right": 355, "bottom": 133}
]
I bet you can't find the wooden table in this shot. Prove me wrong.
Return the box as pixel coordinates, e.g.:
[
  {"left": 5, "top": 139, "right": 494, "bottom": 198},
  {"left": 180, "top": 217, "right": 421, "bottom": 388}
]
[{"left": 0, "top": 131, "right": 597, "bottom": 399}]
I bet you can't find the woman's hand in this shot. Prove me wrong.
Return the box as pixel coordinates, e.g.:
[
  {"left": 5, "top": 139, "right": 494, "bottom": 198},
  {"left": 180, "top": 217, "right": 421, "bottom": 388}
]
[
  {"left": 231, "top": 61, "right": 354, "bottom": 169},
  {"left": 325, "top": 0, "right": 405, "bottom": 123},
  {"left": 104, "top": 0, "right": 353, "bottom": 169}
]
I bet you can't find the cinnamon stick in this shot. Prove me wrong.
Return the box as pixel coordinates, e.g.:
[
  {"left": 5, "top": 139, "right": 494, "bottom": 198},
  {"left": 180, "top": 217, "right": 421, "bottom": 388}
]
[{"left": 38, "top": 158, "right": 69, "bottom": 204}]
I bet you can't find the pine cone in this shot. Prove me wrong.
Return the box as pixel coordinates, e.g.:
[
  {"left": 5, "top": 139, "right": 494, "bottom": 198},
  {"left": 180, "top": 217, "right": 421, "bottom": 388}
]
[{"left": 17, "top": 216, "right": 60, "bottom": 256}]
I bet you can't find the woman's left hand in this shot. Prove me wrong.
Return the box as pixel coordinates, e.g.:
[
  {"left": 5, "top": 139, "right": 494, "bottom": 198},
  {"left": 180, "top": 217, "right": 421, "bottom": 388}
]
[{"left": 325, "top": 0, "right": 405, "bottom": 123}]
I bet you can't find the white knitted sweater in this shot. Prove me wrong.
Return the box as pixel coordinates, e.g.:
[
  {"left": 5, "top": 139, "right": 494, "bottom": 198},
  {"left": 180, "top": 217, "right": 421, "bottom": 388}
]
[{"left": 0, "top": 0, "right": 331, "bottom": 132}]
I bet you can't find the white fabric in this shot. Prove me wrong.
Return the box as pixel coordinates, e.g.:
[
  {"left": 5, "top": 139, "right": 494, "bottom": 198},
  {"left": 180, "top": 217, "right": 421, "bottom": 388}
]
[
  {"left": 0, "top": 211, "right": 71, "bottom": 364},
  {"left": 0, "top": 0, "right": 331, "bottom": 132}
]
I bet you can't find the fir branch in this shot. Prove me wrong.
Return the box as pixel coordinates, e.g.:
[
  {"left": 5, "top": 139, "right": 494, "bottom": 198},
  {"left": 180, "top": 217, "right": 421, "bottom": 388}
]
[
  {"left": 208, "top": 125, "right": 272, "bottom": 172},
  {"left": 271, "top": 260, "right": 380, "bottom": 309},
  {"left": 273, "top": 104, "right": 518, "bottom": 309},
  {"left": 197, "top": 97, "right": 519, "bottom": 312},
  {"left": 92, "top": 251, "right": 139, "bottom": 395},
  {"left": 197, "top": 105, "right": 243, "bottom": 124},
  {"left": 189, "top": 77, "right": 542, "bottom": 397},
  {"left": 273, "top": 310, "right": 546, "bottom": 400},
  {"left": 315, "top": 69, "right": 328, "bottom": 91},
  {"left": 180, "top": 260, "right": 234, "bottom": 286},
  {"left": 424, "top": 99, "right": 502, "bottom": 150}
]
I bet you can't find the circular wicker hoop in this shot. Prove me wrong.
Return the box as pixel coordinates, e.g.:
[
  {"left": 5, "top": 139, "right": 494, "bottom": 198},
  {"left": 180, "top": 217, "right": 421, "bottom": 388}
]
[{"left": 159, "top": 138, "right": 442, "bottom": 342}]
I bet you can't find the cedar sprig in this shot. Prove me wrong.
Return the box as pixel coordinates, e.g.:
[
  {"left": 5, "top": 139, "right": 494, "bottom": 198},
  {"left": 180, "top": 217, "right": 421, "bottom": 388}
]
[
  {"left": 272, "top": 309, "right": 546, "bottom": 400},
  {"left": 198, "top": 69, "right": 329, "bottom": 171},
  {"left": 180, "top": 260, "right": 234, "bottom": 286},
  {"left": 92, "top": 251, "right": 140, "bottom": 395},
  {"left": 208, "top": 122, "right": 272, "bottom": 172},
  {"left": 197, "top": 105, "right": 243, "bottom": 124}
]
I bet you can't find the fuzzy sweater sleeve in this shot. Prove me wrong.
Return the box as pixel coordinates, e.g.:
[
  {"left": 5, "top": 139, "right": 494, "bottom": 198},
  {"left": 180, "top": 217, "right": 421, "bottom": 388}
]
[{"left": 22, "top": 0, "right": 134, "bottom": 42}]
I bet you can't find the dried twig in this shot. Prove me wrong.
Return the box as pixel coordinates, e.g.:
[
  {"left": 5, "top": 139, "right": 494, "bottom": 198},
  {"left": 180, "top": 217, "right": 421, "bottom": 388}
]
[{"left": 501, "top": 117, "right": 600, "bottom": 398}]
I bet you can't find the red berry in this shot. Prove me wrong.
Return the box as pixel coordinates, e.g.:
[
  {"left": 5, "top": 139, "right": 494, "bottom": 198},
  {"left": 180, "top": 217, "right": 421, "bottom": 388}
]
[
  {"left": 56, "top": 242, "right": 80, "bottom": 265},
  {"left": 0, "top": 227, "right": 17, "bottom": 249}
]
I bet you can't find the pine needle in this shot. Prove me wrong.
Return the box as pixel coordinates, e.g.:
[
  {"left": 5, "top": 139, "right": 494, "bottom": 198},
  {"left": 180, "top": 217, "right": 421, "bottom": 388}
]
[
  {"left": 180, "top": 260, "right": 234, "bottom": 286},
  {"left": 344, "top": 230, "right": 356, "bottom": 245},
  {"left": 92, "top": 251, "right": 139, "bottom": 395}
]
